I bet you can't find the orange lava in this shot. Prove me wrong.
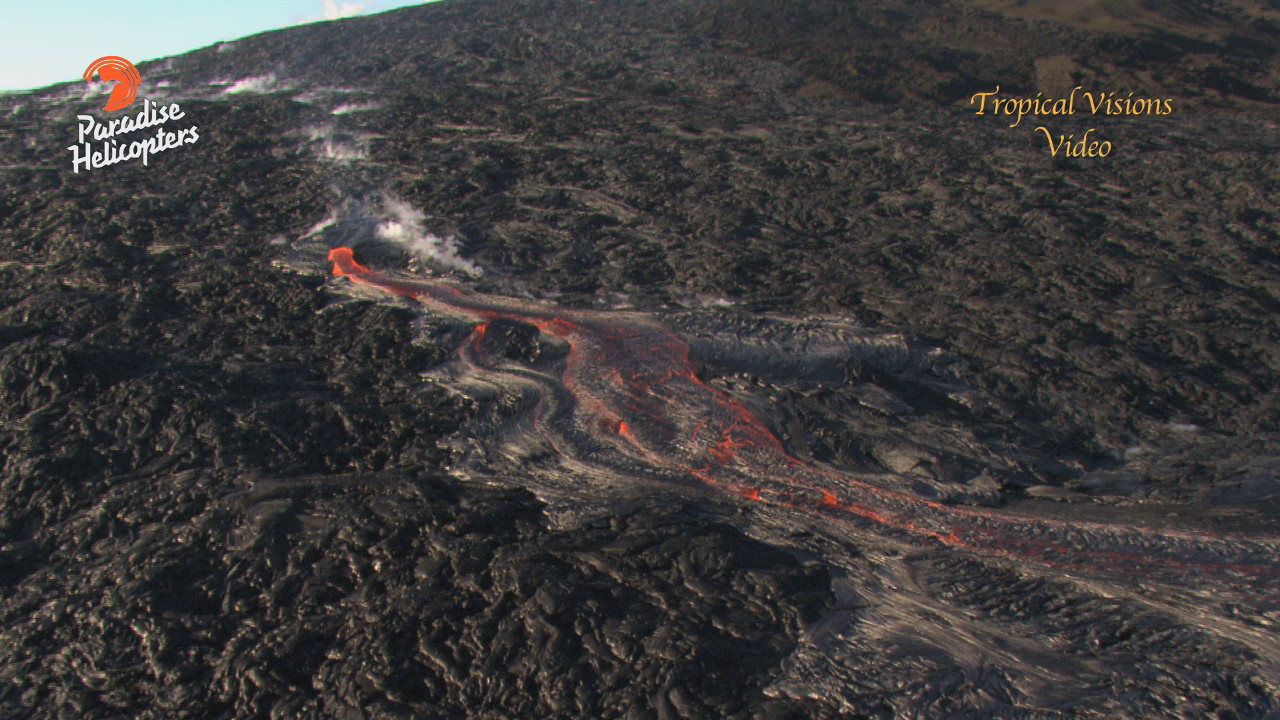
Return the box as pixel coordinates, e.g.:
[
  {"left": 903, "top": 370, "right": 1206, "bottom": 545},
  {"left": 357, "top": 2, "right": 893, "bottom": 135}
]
[{"left": 328, "top": 248, "right": 1278, "bottom": 583}]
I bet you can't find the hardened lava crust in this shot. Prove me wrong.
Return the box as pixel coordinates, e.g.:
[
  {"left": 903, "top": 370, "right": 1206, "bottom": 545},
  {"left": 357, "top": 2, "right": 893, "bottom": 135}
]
[{"left": 1, "top": 0, "right": 1279, "bottom": 718}]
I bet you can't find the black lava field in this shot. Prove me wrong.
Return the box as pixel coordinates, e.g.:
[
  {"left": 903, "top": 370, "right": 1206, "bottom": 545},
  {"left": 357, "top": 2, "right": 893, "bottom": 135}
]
[{"left": 2, "top": 1, "right": 1279, "bottom": 718}]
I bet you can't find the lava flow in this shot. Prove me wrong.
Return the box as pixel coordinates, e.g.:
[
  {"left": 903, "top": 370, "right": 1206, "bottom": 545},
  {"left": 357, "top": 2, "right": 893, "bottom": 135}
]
[{"left": 329, "top": 247, "right": 1278, "bottom": 587}]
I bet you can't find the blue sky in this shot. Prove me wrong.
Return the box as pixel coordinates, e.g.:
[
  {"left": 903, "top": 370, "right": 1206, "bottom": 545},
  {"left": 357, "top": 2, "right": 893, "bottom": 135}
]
[{"left": 1, "top": 0, "right": 441, "bottom": 91}]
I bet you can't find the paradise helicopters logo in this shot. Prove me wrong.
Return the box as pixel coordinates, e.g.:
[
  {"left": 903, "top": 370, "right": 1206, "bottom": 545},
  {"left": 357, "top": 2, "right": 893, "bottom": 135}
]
[{"left": 68, "top": 56, "right": 200, "bottom": 173}]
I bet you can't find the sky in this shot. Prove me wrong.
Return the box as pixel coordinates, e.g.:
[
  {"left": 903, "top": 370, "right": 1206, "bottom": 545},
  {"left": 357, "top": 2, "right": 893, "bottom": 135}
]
[{"left": 0, "top": 0, "right": 442, "bottom": 91}]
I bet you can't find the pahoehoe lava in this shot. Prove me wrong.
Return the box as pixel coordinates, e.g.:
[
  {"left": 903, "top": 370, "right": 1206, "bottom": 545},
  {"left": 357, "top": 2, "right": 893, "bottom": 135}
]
[
  {"left": 325, "top": 244, "right": 1280, "bottom": 715},
  {"left": 3, "top": 0, "right": 1280, "bottom": 717},
  {"left": 329, "top": 237, "right": 1280, "bottom": 606},
  {"left": 331, "top": 246, "right": 1279, "bottom": 583}
]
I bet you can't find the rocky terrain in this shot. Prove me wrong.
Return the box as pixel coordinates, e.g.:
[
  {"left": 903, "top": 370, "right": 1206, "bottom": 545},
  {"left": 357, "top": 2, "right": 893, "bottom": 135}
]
[{"left": 1, "top": 0, "right": 1278, "bottom": 717}]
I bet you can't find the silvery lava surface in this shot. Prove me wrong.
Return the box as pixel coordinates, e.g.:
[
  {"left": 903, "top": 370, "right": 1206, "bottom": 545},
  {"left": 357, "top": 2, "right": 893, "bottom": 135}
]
[{"left": 1, "top": 0, "right": 1279, "bottom": 717}]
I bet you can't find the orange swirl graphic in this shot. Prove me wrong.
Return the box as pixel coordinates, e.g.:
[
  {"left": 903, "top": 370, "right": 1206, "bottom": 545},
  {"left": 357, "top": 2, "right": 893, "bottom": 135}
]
[{"left": 82, "top": 56, "right": 140, "bottom": 112}]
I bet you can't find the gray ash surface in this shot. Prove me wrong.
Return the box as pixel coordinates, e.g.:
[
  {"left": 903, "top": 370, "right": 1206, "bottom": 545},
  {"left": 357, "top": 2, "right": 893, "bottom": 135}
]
[{"left": 2, "top": 0, "right": 1279, "bottom": 717}]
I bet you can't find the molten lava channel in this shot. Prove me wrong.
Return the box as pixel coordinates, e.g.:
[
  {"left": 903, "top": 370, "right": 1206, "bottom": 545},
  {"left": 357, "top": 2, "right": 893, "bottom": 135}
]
[{"left": 328, "top": 247, "right": 1278, "bottom": 587}]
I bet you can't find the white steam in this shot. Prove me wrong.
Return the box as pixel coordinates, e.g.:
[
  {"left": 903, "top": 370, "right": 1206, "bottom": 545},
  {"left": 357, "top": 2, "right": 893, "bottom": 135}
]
[
  {"left": 80, "top": 81, "right": 112, "bottom": 100},
  {"left": 331, "top": 102, "right": 381, "bottom": 115},
  {"left": 322, "top": 0, "right": 368, "bottom": 19},
  {"left": 323, "top": 139, "right": 367, "bottom": 161},
  {"left": 304, "top": 215, "right": 337, "bottom": 238},
  {"left": 377, "top": 197, "right": 481, "bottom": 277},
  {"left": 224, "top": 74, "right": 280, "bottom": 95},
  {"left": 303, "top": 124, "right": 371, "bottom": 161}
]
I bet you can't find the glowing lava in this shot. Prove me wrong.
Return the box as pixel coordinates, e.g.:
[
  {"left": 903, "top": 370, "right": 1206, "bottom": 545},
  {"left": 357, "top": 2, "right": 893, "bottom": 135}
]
[{"left": 329, "top": 248, "right": 1278, "bottom": 586}]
